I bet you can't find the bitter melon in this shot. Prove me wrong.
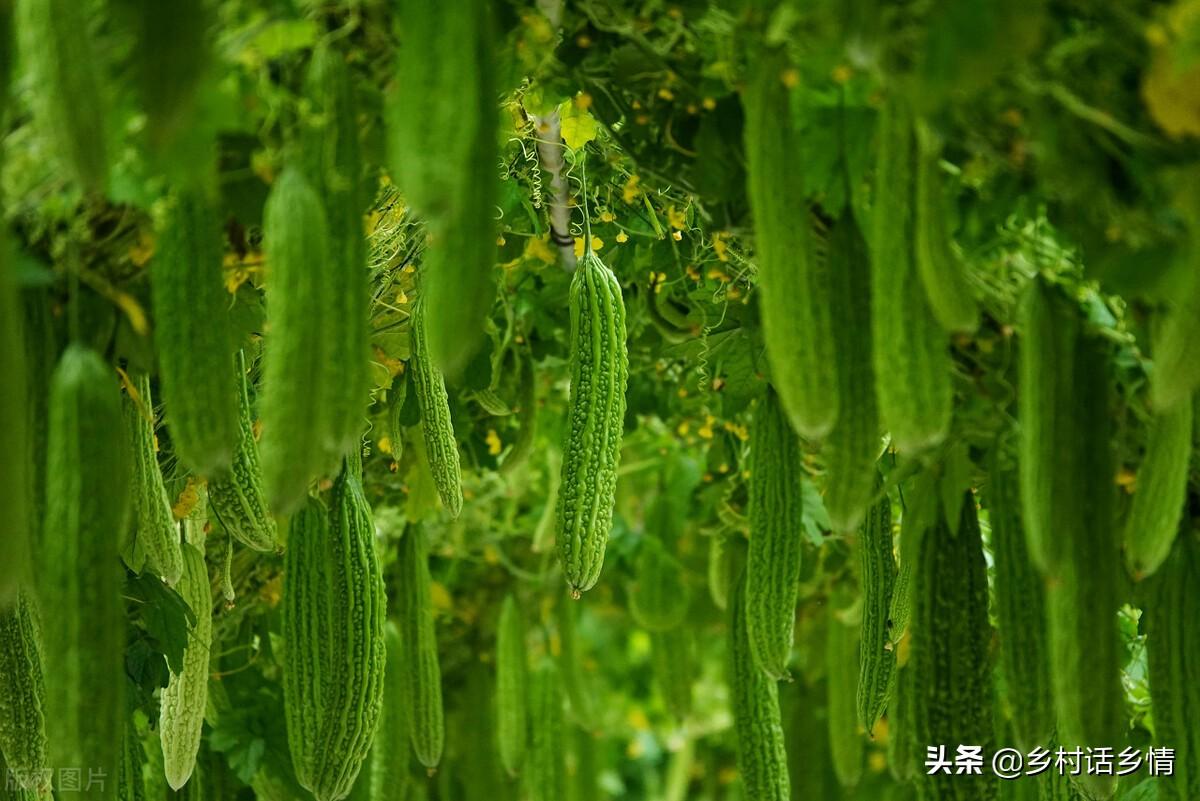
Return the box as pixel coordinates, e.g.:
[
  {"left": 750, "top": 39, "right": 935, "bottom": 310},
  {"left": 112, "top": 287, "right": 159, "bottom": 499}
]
[
  {"left": 283, "top": 459, "right": 386, "bottom": 801},
  {"left": 1150, "top": 263, "right": 1200, "bottom": 412},
  {"left": 910, "top": 493, "right": 998, "bottom": 801},
  {"left": 409, "top": 296, "right": 463, "bottom": 519},
  {"left": 526, "top": 660, "right": 566, "bottom": 801},
  {"left": 556, "top": 596, "right": 596, "bottom": 729},
  {"left": 986, "top": 445, "right": 1054, "bottom": 753},
  {"left": 746, "top": 387, "right": 804, "bottom": 679},
  {"left": 869, "top": 93, "right": 953, "bottom": 453},
  {"left": 1123, "top": 401, "right": 1192, "bottom": 580},
  {"left": 555, "top": 251, "right": 629, "bottom": 595},
  {"left": 856, "top": 480, "right": 896, "bottom": 735},
  {"left": 390, "top": 0, "right": 498, "bottom": 376},
  {"left": 16, "top": 0, "right": 108, "bottom": 190},
  {"left": 41, "top": 345, "right": 130, "bottom": 800},
  {"left": 303, "top": 43, "right": 370, "bottom": 462},
  {"left": 708, "top": 534, "right": 732, "bottom": 611},
  {"left": 118, "top": 720, "right": 146, "bottom": 801},
  {"left": 650, "top": 626, "right": 695, "bottom": 721},
  {"left": 122, "top": 373, "right": 184, "bottom": 585},
  {"left": 160, "top": 541, "right": 212, "bottom": 790},
  {"left": 207, "top": 354, "right": 277, "bottom": 552},
  {"left": 259, "top": 167, "right": 336, "bottom": 514},
  {"left": 827, "top": 610, "right": 863, "bottom": 788},
  {"left": 887, "top": 660, "right": 916, "bottom": 782},
  {"left": 495, "top": 594, "right": 528, "bottom": 777},
  {"left": 728, "top": 569, "right": 790, "bottom": 801},
  {"left": 1144, "top": 536, "right": 1200, "bottom": 801},
  {"left": 0, "top": 235, "right": 28, "bottom": 606},
  {"left": 398, "top": 525, "right": 444, "bottom": 769},
  {"left": 743, "top": 49, "right": 838, "bottom": 439},
  {"left": 151, "top": 189, "right": 239, "bottom": 478},
  {"left": 823, "top": 208, "right": 882, "bottom": 532},
  {"left": 914, "top": 122, "right": 978, "bottom": 334},
  {"left": 628, "top": 537, "right": 689, "bottom": 632},
  {"left": 0, "top": 592, "right": 46, "bottom": 791},
  {"left": 370, "top": 622, "right": 411, "bottom": 801}
]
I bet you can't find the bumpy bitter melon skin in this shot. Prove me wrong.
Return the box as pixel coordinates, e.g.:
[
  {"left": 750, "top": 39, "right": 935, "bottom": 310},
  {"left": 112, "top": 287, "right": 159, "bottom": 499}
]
[
  {"left": 1144, "top": 536, "right": 1200, "bottom": 801},
  {"left": 207, "top": 355, "right": 277, "bottom": 552},
  {"left": 259, "top": 167, "right": 336, "bottom": 514},
  {"left": 1150, "top": 260, "right": 1200, "bottom": 412},
  {"left": 303, "top": 44, "right": 371, "bottom": 463},
  {"left": 986, "top": 446, "right": 1054, "bottom": 753},
  {"left": 390, "top": 0, "right": 498, "bottom": 376},
  {"left": 743, "top": 49, "right": 838, "bottom": 439},
  {"left": 869, "top": 94, "right": 953, "bottom": 454},
  {"left": 856, "top": 481, "right": 896, "bottom": 736},
  {"left": 526, "top": 660, "right": 566, "bottom": 801},
  {"left": 745, "top": 387, "right": 804, "bottom": 680},
  {"left": 283, "top": 460, "right": 387, "bottom": 801},
  {"left": 913, "top": 124, "right": 978, "bottom": 335},
  {"left": 123, "top": 373, "right": 184, "bottom": 585},
  {"left": 555, "top": 251, "right": 630, "bottom": 595},
  {"left": 495, "top": 594, "right": 528, "bottom": 777},
  {"left": 1123, "top": 401, "right": 1192, "bottom": 580},
  {"left": 910, "top": 493, "right": 998, "bottom": 801},
  {"left": 117, "top": 720, "right": 146, "bottom": 801},
  {"left": 42, "top": 345, "right": 130, "bottom": 801},
  {"left": 409, "top": 296, "right": 463, "bottom": 519},
  {"left": 160, "top": 541, "right": 212, "bottom": 790},
  {"left": 0, "top": 592, "right": 47, "bottom": 791},
  {"left": 728, "top": 569, "right": 790, "bottom": 801},
  {"left": 823, "top": 209, "right": 882, "bottom": 532},
  {"left": 152, "top": 190, "right": 239, "bottom": 478},
  {"left": 370, "top": 622, "right": 411, "bottom": 801},
  {"left": 15, "top": 0, "right": 108, "bottom": 190},
  {"left": 827, "top": 611, "right": 863, "bottom": 789},
  {"left": 398, "top": 525, "right": 445, "bottom": 770}
]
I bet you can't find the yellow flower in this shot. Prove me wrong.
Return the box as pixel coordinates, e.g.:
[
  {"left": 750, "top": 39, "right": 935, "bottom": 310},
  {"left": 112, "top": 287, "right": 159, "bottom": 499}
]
[
  {"left": 574, "top": 236, "right": 604, "bottom": 258},
  {"left": 486, "top": 429, "right": 503, "bottom": 456},
  {"left": 616, "top": 231, "right": 629, "bottom": 243},
  {"left": 622, "top": 174, "right": 642, "bottom": 204}
]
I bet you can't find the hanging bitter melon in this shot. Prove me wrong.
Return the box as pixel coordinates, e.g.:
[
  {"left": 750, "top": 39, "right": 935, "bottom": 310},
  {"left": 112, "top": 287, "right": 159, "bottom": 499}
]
[
  {"left": 856, "top": 479, "right": 896, "bottom": 736},
  {"left": 160, "top": 539, "right": 212, "bottom": 790},
  {"left": 1123, "top": 401, "right": 1192, "bottom": 580},
  {"left": 495, "top": 594, "right": 528, "bottom": 777},
  {"left": 0, "top": 591, "right": 47, "bottom": 792},
  {"left": 409, "top": 295, "right": 463, "bottom": 519},
  {"left": 122, "top": 373, "right": 184, "bottom": 585},
  {"left": 398, "top": 525, "right": 445, "bottom": 770}
]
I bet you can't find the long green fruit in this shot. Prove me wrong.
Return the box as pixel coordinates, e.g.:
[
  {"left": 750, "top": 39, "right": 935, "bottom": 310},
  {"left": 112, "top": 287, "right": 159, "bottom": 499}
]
[
  {"left": 398, "top": 525, "right": 444, "bottom": 769},
  {"left": 122, "top": 373, "right": 184, "bottom": 585},
  {"left": 284, "top": 461, "right": 386, "bottom": 801},
  {"left": 745, "top": 387, "right": 804, "bottom": 679},
  {"left": 869, "top": 93, "right": 953, "bottom": 453},
  {"left": 628, "top": 537, "right": 689, "bottom": 632},
  {"left": 914, "top": 123, "right": 978, "bottom": 334},
  {"left": 526, "top": 660, "right": 566, "bottom": 801},
  {"left": 390, "top": 0, "right": 498, "bottom": 376},
  {"left": 1150, "top": 259, "right": 1200, "bottom": 412},
  {"left": 856, "top": 481, "right": 896, "bottom": 735},
  {"left": 782, "top": 678, "right": 839, "bottom": 800},
  {"left": 303, "top": 43, "right": 370, "bottom": 462},
  {"left": 823, "top": 209, "right": 882, "bottom": 532},
  {"left": 42, "top": 345, "right": 130, "bottom": 801},
  {"left": 495, "top": 594, "right": 528, "bottom": 777},
  {"left": 728, "top": 570, "right": 790, "bottom": 801},
  {"left": 743, "top": 50, "right": 838, "bottom": 439},
  {"left": 555, "top": 251, "right": 629, "bottom": 595},
  {"left": 15, "top": 0, "right": 107, "bottom": 190},
  {"left": 910, "top": 493, "right": 997, "bottom": 801},
  {"left": 0, "top": 234, "right": 29, "bottom": 606},
  {"left": 409, "top": 297, "right": 463, "bottom": 519},
  {"left": 370, "top": 622, "right": 411, "bottom": 801},
  {"left": 152, "top": 189, "right": 239, "bottom": 477},
  {"left": 1144, "top": 537, "right": 1200, "bottom": 801},
  {"left": 1124, "top": 401, "right": 1192, "bottom": 579},
  {"left": 555, "top": 596, "right": 595, "bottom": 730},
  {"left": 827, "top": 611, "right": 863, "bottom": 789},
  {"left": 160, "top": 541, "right": 212, "bottom": 790},
  {"left": 986, "top": 447, "right": 1053, "bottom": 753},
  {"left": 650, "top": 626, "right": 695, "bottom": 721},
  {"left": 207, "top": 355, "right": 277, "bottom": 552},
  {"left": 0, "top": 592, "right": 47, "bottom": 792},
  {"left": 886, "top": 660, "right": 915, "bottom": 782},
  {"left": 117, "top": 720, "right": 146, "bottom": 801},
  {"left": 259, "top": 167, "right": 335, "bottom": 514}
]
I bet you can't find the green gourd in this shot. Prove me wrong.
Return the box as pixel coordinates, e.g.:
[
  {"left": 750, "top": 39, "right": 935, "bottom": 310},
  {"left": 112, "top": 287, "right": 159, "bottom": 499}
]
[
  {"left": 495, "top": 595, "right": 528, "bottom": 777},
  {"left": 628, "top": 538, "right": 689, "bottom": 632},
  {"left": 160, "top": 539, "right": 212, "bottom": 790},
  {"left": 151, "top": 189, "right": 239, "bottom": 478},
  {"left": 42, "top": 345, "right": 130, "bottom": 801},
  {"left": 869, "top": 93, "right": 953, "bottom": 453},
  {"left": 0, "top": 592, "right": 47, "bottom": 792},
  {"left": 409, "top": 296, "right": 463, "bottom": 519},
  {"left": 650, "top": 626, "right": 695, "bottom": 721},
  {"left": 827, "top": 611, "right": 863, "bottom": 789},
  {"left": 525, "top": 660, "right": 566, "bottom": 801},
  {"left": 122, "top": 373, "right": 184, "bottom": 585},
  {"left": 556, "top": 596, "right": 596, "bottom": 730},
  {"left": 0, "top": 233, "right": 28, "bottom": 606},
  {"left": 856, "top": 481, "right": 896, "bottom": 735},
  {"left": 1150, "top": 259, "right": 1200, "bottom": 412},
  {"left": 398, "top": 525, "right": 445, "bottom": 769},
  {"left": 745, "top": 387, "right": 804, "bottom": 679},
  {"left": 1124, "top": 401, "right": 1192, "bottom": 580},
  {"left": 370, "top": 622, "right": 411, "bottom": 801},
  {"left": 555, "top": 251, "right": 629, "bottom": 595},
  {"left": 207, "top": 354, "right": 277, "bottom": 552},
  {"left": 117, "top": 720, "right": 146, "bottom": 801}
]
